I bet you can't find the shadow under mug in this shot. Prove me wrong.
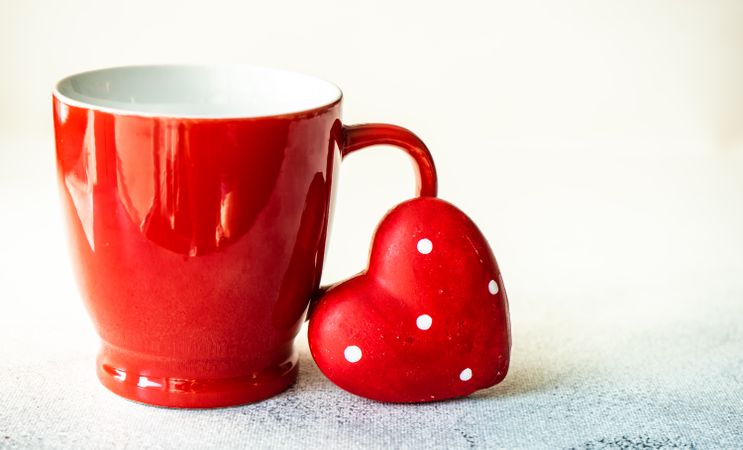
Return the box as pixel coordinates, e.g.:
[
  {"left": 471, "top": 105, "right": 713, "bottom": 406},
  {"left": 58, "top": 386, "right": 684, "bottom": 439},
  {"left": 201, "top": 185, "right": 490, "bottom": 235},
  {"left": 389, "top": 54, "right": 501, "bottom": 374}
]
[{"left": 53, "top": 65, "right": 437, "bottom": 408}]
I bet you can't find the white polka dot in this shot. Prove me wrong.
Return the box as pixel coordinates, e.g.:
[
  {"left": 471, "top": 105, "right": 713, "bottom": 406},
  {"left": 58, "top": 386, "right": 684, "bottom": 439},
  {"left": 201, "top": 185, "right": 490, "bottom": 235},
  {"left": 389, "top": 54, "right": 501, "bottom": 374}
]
[
  {"left": 459, "top": 368, "right": 473, "bottom": 381},
  {"left": 416, "top": 314, "right": 433, "bottom": 330},
  {"left": 344, "top": 345, "right": 362, "bottom": 363},
  {"left": 488, "top": 279, "right": 499, "bottom": 295},
  {"left": 417, "top": 238, "right": 433, "bottom": 254}
]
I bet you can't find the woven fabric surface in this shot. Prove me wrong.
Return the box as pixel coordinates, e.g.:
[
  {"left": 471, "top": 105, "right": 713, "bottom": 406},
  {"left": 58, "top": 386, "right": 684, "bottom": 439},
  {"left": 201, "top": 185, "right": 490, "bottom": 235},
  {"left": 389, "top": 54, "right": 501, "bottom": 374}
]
[{"left": 1, "top": 138, "right": 742, "bottom": 449}]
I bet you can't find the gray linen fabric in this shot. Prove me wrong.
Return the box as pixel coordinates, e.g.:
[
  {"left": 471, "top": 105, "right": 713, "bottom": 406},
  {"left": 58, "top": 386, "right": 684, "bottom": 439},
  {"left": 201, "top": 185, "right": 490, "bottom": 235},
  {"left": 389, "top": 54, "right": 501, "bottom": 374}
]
[{"left": 2, "top": 139, "right": 742, "bottom": 448}]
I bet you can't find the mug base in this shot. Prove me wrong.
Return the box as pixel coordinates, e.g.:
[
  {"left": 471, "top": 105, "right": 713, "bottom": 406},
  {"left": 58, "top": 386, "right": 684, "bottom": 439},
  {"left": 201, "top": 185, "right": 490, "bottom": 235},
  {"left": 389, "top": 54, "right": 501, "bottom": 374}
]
[{"left": 95, "top": 349, "right": 298, "bottom": 408}]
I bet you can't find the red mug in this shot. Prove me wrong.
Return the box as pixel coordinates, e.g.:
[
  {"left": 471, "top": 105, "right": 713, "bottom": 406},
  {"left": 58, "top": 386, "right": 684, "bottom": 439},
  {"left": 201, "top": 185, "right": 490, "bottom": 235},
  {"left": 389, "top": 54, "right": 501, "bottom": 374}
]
[{"left": 53, "top": 65, "right": 437, "bottom": 407}]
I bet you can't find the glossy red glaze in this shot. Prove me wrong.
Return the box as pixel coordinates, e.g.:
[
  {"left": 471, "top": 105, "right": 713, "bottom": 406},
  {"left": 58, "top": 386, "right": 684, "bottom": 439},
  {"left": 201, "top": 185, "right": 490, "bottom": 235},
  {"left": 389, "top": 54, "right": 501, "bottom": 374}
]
[
  {"left": 54, "top": 93, "right": 437, "bottom": 407},
  {"left": 308, "top": 197, "right": 510, "bottom": 403}
]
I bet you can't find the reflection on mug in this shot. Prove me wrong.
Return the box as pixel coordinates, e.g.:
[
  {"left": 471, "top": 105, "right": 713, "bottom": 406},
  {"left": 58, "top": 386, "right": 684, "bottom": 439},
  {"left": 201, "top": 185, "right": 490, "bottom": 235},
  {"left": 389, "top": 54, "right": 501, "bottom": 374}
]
[{"left": 114, "top": 117, "right": 289, "bottom": 255}]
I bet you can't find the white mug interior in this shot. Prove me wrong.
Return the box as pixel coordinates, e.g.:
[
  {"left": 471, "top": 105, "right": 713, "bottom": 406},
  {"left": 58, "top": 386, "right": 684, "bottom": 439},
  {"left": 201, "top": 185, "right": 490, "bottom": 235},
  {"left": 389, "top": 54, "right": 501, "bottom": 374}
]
[{"left": 53, "top": 64, "right": 342, "bottom": 119}]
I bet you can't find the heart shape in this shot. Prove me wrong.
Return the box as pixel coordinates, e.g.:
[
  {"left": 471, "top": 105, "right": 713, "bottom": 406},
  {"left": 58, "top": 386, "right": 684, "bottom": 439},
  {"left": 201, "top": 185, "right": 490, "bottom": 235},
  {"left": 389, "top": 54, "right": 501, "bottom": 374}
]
[{"left": 308, "top": 197, "right": 510, "bottom": 402}]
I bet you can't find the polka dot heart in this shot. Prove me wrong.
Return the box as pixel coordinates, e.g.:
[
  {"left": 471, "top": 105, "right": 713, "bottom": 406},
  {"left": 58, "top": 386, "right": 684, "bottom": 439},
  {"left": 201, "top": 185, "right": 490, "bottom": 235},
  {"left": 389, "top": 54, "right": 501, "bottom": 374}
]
[{"left": 309, "top": 197, "right": 510, "bottom": 403}]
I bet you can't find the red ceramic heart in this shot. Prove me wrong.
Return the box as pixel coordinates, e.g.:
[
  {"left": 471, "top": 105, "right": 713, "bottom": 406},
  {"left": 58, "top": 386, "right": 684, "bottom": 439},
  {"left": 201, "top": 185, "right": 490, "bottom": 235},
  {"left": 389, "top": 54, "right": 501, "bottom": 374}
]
[{"left": 308, "top": 197, "right": 510, "bottom": 402}]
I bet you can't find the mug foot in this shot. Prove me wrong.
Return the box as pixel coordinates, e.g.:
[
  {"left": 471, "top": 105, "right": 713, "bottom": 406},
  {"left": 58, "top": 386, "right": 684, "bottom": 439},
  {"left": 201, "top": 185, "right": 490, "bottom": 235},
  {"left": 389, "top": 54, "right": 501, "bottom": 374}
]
[{"left": 95, "top": 349, "right": 298, "bottom": 408}]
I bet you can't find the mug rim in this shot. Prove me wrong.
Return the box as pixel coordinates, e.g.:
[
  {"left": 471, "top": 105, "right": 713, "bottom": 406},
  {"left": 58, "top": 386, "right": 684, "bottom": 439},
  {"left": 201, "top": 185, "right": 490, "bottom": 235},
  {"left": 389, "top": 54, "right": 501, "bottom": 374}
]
[{"left": 53, "top": 64, "right": 343, "bottom": 120}]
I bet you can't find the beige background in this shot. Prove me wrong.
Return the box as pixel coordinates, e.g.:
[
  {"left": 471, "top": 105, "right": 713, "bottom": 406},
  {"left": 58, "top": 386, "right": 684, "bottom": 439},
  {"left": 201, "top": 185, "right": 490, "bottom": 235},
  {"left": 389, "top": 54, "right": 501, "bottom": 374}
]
[
  {"left": 3, "top": 0, "right": 743, "bottom": 146},
  {"left": 1, "top": 1, "right": 743, "bottom": 448},
  {"left": 2, "top": 0, "right": 742, "bottom": 289}
]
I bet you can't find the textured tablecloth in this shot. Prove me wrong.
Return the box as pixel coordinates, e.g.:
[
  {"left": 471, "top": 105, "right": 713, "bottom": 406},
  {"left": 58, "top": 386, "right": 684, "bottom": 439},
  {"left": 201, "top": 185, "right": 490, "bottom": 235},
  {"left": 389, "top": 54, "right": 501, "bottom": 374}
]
[{"left": 1, "top": 136, "right": 742, "bottom": 449}]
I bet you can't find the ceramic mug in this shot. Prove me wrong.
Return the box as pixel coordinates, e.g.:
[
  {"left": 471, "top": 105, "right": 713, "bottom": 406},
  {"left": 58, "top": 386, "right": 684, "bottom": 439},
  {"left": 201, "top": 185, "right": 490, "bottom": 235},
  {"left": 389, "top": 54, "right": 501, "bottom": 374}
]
[{"left": 53, "top": 65, "right": 437, "bottom": 407}]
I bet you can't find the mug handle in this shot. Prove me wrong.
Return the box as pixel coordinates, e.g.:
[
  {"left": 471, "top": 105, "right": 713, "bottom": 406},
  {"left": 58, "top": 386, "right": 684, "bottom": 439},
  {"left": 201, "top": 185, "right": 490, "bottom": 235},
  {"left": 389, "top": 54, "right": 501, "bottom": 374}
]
[
  {"left": 341, "top": 124, "right": 438, "bottom": 197},
  {"left": 307, "top": 123, "right": 438, "bottom": 318}
]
